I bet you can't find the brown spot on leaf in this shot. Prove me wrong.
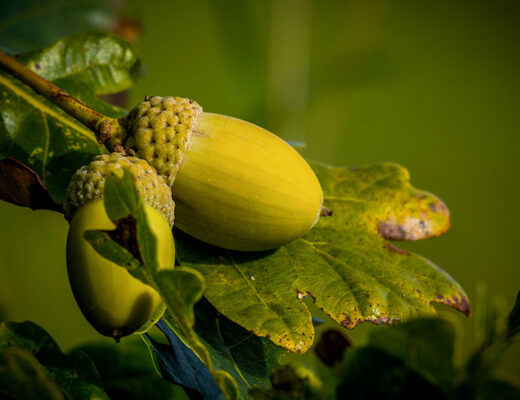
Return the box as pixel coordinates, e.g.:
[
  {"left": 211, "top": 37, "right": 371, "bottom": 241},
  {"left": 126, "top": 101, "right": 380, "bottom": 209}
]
[
  {"left": 385, "top": 242, "right": 410, "bottom": 255},
  {"left": 306, "top": 292, "right": 316, "bottom": 302},
  {"left": 340, "top": 316, "right": 358, "bottom": 329},
  {"left": 435, "top": 293, "right": 472, "bottom": 317},
  {"left": 378, "top": 221, "right": 407, "bottom": 240},
  {"left": 429, "top": 200, "right": 448, "bottom": 214},
  {"left": 315, "top": 329, "right": 352, "bottom": 366},
  {"left": 341, "top": 315, "right": 395, "bottom": 330},
  {"left": 377, "top": 194, "right": 450, "bottom": 241}
]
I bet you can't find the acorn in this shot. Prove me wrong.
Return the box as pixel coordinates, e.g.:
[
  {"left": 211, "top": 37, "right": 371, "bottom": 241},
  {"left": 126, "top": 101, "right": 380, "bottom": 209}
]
[
  {"left": 122, "top": 96, "right": 324, "bottom": 251},
  {"left": 63, "top": 153, "right": 175, "bottom": 226},
  {"left": 64, "top": 154, "right": 175, "bottom": 341}
]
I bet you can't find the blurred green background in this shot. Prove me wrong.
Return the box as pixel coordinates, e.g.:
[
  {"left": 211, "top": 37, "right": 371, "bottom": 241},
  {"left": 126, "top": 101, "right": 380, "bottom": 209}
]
[{"left": 1, "top": 0, "right": 518, "bottom": 384}]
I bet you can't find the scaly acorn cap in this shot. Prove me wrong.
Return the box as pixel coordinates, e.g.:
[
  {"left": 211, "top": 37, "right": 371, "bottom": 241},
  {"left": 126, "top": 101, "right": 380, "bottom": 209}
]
[
  {"left": 122, "top": 96, "right": 202, "bottom": 187},
  {"left": 63, "top": 153, "right": 175, "bottom": 227}
]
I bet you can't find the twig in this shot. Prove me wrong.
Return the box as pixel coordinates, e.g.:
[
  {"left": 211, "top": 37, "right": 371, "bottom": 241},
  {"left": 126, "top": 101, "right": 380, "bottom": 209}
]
[{"left": 0, "top": 51, "right": 126, "bottom": 152}]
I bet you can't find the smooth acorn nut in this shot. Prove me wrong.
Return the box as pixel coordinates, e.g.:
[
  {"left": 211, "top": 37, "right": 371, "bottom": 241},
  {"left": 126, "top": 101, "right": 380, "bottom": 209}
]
[
  {"left": 122, "top": 97, "right": 324, "bottom": 251},
  {"left": 174, "top": 113, "right": 323, "bottom": 251},
  {"left": 66, "top": 200, "right": 175, "bottom": 341}
]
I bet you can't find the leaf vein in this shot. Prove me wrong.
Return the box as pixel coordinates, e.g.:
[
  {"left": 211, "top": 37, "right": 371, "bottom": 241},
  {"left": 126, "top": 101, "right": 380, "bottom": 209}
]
[
  {"left": 225, "top": 251, "right": 300, "bottom": 347},
  {"left": 215, "top": 316, "right": 250, "bottom": 388},
  {"left": 298, "top": 238, "right": 423, "bottom": 317}
]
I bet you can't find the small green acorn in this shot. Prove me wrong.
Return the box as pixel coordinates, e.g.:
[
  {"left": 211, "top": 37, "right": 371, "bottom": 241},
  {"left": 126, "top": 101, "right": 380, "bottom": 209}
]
[
  {"left": 64, "top": 154, "right": 175, "bottom": 341},
  {"left": 122, "top": 96, "right": 324, "bottom": 251}
]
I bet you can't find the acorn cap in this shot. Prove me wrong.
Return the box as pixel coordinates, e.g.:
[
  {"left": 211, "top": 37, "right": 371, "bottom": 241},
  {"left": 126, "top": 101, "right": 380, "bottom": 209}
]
[
  {"left": 122, "top": 96, "right": 202, "bottom": 187},
  {"left": 63, "top": 153, "right": 175, "bottom": 226}
]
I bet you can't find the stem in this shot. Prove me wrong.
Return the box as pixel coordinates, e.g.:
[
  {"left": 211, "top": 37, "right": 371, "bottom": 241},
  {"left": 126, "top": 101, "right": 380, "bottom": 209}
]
[
  {"left": 321, "top": 206, "right": 333, "bottom": 217},
  {"left": 0, "top": 51, "right": 126, "bottom": 151}
]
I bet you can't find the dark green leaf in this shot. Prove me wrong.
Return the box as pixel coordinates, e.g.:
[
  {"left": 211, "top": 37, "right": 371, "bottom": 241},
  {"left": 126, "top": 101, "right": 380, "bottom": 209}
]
[
  {"left": 77, "top": 337, "right": 187, "bottom": 400},
  {"left": 194, "top": 299, "right": 287, "bottom": 395},
  {"left": 457, "top": 376, "right": 520, "bottom": 400},
  {"left": 461, "top": 287, "right": 515, "bottom": 395},
  {"left": 15, "top": 31, "right": 141, "bottom": 117},
  {"left": 336, "top": 347, "right": 447, "bottom": 400},
  {"left": 146, "top": 320, "right": 224, "bottom": 400},
  {"left": 0, "top": 68, "right": 105, "bottom": 203},
  {"left": 0, "top": 0, "right": 116, "bottom": 53},
  {"left": 0, "top": 348, "right": 64, "bottom": 400},
  {"left": 0, "top": 32, "right": 141, "bottom": 203},
  {"left": 142, "top": 299, "right": 287, "bottom": 400},
  {"left": 158, "top": 274, "right": 240, "bottom": 400},
  {"left": 471, "top": 379, "right": 520, "bottom": 400},
  {"left": 0, "top": 321, "right": 109, "bottom": 400},
  {"left": 176, "top": 162, "right": 470, "bottom": 352},
  {"left": 248, "top": 364, "right": 324, "bottom": 400},
  {"left": 368, "top": 318, "right": 456, "bottom": 389}
]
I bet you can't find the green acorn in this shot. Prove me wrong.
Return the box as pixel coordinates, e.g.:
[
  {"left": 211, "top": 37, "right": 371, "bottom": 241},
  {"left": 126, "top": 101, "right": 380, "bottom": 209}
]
[
  {"left": 121, "top": 96, "right": 324, "bottom": 251},
  {"left": 64, "top": 154, "right": 175, "bottom": 341}
]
